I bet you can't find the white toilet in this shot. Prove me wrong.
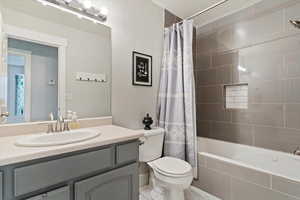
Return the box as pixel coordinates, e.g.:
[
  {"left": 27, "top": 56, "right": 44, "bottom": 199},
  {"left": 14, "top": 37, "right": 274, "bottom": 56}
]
[{"left": 139, "top": 128, "right": 193, "bottom": 200}]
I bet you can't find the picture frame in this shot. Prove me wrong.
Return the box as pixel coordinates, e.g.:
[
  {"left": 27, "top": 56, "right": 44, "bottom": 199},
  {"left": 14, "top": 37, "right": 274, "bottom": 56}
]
[{"left": 132, "top": 51, "right": 152, "bottom": 87}]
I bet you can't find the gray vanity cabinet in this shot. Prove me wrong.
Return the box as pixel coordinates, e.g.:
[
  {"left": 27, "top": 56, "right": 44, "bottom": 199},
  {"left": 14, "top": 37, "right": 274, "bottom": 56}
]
[
  {"left": 26, "top": 187, "right": 70, "bottom": 200},
  {"left": 75, "top": 163, "right": 138, "bottom": 200},
  {"left": 0, "top": 172, "right": 3, "bottom": 200},
  {"left": 0, "top": 140, "right": 139, "bottom": 200}
]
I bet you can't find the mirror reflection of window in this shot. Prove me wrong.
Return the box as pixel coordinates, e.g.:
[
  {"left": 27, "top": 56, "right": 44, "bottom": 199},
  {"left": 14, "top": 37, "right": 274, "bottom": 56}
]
[
  {"left": 15, "top": 74, "right": 25, "bottom": 117},
  {"left": 7, "top": 53, "right": 26, "bottom": 123}
]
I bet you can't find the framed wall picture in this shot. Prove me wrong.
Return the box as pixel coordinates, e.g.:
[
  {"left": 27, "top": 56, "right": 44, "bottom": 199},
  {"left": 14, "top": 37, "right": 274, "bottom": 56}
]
[{"left": 132, "top": 51, "right": 152, "bottom": 86}]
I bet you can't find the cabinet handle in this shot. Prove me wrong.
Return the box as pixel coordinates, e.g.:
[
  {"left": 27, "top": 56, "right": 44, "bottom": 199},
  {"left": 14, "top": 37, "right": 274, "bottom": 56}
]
[{"left": 42, "top": 193, "right": 48, "bottom": 200}]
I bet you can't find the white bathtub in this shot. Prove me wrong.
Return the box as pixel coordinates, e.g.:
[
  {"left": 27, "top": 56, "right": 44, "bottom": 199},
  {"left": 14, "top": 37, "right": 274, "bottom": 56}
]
[{"left": 195, "top": 137, "right": 300, "bottom": 200}]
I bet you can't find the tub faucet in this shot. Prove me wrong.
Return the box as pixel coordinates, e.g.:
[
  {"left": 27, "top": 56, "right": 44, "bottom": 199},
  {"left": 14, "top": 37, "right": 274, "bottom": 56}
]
[{"left": 294, "top": 147, "right": 300, "bottom": 156}]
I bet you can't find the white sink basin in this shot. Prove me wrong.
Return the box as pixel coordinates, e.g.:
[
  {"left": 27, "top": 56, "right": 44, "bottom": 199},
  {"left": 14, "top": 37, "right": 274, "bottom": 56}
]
[{"left": 15, "top": 129, "right": 101, "bottom": 147}]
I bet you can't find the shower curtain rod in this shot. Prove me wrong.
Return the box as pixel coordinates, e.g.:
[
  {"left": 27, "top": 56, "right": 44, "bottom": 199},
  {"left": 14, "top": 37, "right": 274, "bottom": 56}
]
[{"left": 179, "top": 0, "right": 229, "bottom": 24}]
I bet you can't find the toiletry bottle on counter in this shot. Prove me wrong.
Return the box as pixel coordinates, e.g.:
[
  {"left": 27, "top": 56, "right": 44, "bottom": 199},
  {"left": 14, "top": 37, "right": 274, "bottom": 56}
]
[{"left": 70, "top": 112, "right": 80, "bottom": 129}]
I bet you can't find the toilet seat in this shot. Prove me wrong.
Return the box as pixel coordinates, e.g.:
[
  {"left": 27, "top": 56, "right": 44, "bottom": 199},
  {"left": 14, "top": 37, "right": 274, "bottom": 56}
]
[{"left": 150, "top": 157, "right": 192, "bottom": 177}]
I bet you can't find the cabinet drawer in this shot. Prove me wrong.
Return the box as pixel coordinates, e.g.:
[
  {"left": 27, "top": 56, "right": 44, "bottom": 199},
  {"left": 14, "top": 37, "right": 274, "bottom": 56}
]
[
  {"left": 116, "top": 141, "right": 138, "bottom": 165},
  {"left": 25, "top": 186, "right": 70, "bottom": 200},
  {"left": 0, "top": 172, "right": 2, "bottom": 200},
  {"left": 14, "top": 147, "right": 113, "bottom": 196}
]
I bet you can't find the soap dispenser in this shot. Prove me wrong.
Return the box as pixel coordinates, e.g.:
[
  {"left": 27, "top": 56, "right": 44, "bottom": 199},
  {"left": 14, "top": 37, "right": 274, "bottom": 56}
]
[{"left": 70, "top": 112, "right": 80, "bottom": 129}]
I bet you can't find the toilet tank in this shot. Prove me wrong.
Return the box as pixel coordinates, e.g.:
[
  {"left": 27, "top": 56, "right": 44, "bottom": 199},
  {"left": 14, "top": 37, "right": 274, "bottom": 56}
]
[{"left": 139, "top": 128, "right": 165, "bottom": 162}]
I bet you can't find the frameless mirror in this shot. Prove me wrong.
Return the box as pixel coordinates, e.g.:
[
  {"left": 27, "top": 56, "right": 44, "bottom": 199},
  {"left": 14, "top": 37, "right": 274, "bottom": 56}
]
[{"left": 0, "top": 0, "right": 112, "bottom": 124}]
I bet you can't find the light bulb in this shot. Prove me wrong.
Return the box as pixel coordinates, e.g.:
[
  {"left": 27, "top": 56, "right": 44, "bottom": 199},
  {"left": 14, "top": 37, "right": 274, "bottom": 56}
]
[
  {"left": 99, "top": 7, "right": 108, "bottom": 16},
  {"left": 83, "top": 0, "right": 92, "bottom": 9},
  {"left": 41, "top": 1, "right": 48, "bottom": 6}
]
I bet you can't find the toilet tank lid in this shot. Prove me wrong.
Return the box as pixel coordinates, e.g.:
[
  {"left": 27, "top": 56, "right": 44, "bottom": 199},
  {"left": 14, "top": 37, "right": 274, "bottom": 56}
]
[{"left": 140, "top": 127, "right": 165, "bottom": 137}]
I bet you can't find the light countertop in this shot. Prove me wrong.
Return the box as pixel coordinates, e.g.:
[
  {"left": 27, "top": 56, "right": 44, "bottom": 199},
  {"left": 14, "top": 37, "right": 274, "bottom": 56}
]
[{"left": 0, "top": 125, "right": 143, "bottom": 166}]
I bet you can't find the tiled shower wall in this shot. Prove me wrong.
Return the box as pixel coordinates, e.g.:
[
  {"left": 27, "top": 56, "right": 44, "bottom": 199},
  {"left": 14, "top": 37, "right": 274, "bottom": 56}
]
[{"left": 195, "top": 0, "right": 300, "bottom": 153}]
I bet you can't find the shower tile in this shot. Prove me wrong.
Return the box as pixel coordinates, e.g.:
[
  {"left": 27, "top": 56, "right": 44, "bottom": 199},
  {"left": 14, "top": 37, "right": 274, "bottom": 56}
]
[
  {"left": 195, "top": 54, "right": 211, "bottom": 70},
  {"left": 231, "top": 104, "right": 284, "bottom": 127},
  {"left": 253, "top": 126, "right": 300, "bottom": 153},
  {"left": 196, "top": 35, "right": 218, "bottom": 54},
  {"left": 249, "top": 104, "right": 284, "bottom": 127},
  {"left": 231, "top": 178, "right": 299, "bottom": 200},
  {"left": 197, "top": 86, "right": 222, "bottom": 103},
  {"left": 231, "top": 9, "right": 284, "bottom": 50},
  {"left": 272, "top": 175, "right": 300, "bottom": 198},
  {"left": 248, "top": 80, "right": 284, "bottom": 103},
  {"left": 231, "top": 109, "right": 251, "bottom": 124},
  {"left": 197, "top": 69, "right": 217, "bottom": 86},
  {"left": 233, "top": 50, "right": 284, "bottom": 83},
  {"left": 216, "top": 66, "right": 232, "bottom": 84},
  {"left": 193, "top": 166, "right": 231, "bottom": 200},
  {"left": 285, "top": 79, "right": 300, "bottom": 103},
  {"left": 211, "top": 51, "right": 238, "bottom": 68},
  {"left": 197, "top": 121, "right": 211, "bottom": 137},
  {"left": 214, "top": 26, "right": 234, "bottom": 52},
  {"left": 198, "top": 104, "right": 231, "bottom": 122},
  {"left": 194, "top": 0, "right": 300, "bottom": 155},
  {"left": 210, "top": 122, "right": 253, "bottom": 145},
  {"left": 206, "top": 156, "right": 271, "bottom": 187},
  {"left": 232, "top": 66, "right": 250, "bottom": 84},
  {"left": 286, "top": 104, "right": 300, "bottom": 129},
  {"left": 285, "top": 52, "right": 300, "bottom": 78}
]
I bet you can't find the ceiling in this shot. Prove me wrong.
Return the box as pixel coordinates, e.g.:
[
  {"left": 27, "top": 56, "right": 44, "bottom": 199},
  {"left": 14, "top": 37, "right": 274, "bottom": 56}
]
[{"left": 152, "top": 0, "right": 263, "bottom": 27}]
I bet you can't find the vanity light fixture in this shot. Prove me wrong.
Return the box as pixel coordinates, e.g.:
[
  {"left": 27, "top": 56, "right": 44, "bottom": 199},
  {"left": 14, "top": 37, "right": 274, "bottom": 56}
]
[
  {"left": 100, "top": 7, "right": 109, "bottom": 16},
  {"left": 83, "top": 0, "right": 92, "bottom": 9},
  {"left": 35, "top": 0, "right": 107, "bottom": 24},
  {"left": 63, "top": 0, "right": 73, "bottom": 3}
]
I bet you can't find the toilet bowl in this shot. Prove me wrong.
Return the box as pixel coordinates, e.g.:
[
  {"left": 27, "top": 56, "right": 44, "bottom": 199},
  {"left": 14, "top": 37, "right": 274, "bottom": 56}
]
[
  {"left": 148, "top": 157, "right": 193, "bottom": 200},
  {"left": 139, "top": 128, "right": 193, "bottom": 200}
]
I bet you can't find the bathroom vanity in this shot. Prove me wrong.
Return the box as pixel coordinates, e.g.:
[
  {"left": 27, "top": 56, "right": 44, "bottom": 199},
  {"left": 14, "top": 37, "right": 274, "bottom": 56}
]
[{"left": 0, "top": 126, "right": 142, "bottom": 200}]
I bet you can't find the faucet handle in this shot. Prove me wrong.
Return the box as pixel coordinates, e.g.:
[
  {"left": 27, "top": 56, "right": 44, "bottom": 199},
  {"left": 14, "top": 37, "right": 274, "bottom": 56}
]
[
  {"left": 0, "top": 112, "right": 9, "bottom": 118},
  {"left": 63, "top": 119, "right": 71, "bottom": 131},
  {"left": 294, "top": 146, "right": 300, "bottom": 156}
]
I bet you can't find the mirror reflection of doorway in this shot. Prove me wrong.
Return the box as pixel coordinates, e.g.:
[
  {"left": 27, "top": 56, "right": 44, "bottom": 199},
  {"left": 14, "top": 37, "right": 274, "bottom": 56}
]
[{"left": 7, "top": 50, "right": 31, "bottom": 123}]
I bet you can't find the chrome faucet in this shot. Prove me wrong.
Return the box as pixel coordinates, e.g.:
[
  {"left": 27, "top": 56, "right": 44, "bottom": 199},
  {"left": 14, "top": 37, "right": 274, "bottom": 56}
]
[
  {"left": 45, "top": 113, "right": 71, "bottom": 133},
  {"left": 55, "top": 115, "right": 64, "bottom": 132},
  {"left": 0, "top": 112, "right": 9, "bottom": 118},
  {"left": 294, "top": 147, "right": 300, "bottom": 156}
]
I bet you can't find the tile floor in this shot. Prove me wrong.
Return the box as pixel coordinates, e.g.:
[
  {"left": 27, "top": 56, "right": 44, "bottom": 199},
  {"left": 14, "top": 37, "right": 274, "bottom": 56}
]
[{"left": 140, "top": 185, "right": 221, "bottom": 200}]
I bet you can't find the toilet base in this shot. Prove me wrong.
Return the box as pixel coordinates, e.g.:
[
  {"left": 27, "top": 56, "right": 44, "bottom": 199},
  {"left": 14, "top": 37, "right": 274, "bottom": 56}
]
[
  {"left": 149, "top": 172, "right": 187, "bottom": 200},
  {"left": 164, "top": 188, "right": 185, "bottom": 200},
  {"left": 150, "top": 186, "right": 185, "bottom": 200}
]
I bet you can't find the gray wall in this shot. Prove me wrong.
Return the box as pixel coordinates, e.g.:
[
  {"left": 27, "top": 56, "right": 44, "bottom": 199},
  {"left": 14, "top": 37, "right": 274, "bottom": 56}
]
[
  {"left": 0, "top": 3, "right": 4, "bottom": 110},
  {"left": 195, "top": 0, "right": 300, "bottom": 153},
  {"left": 93, "top": 0, "right": 164, "bottom": 129},
  {"left": 2, "top": 0, "right": 112, "bottom": 119},
  {"left": 8, "top": 38, "right": 58, "bottom": 121}
]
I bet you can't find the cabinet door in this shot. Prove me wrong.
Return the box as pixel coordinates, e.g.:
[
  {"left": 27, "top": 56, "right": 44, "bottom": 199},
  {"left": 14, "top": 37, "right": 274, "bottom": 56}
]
[
  {"left": 75, "top": 163, "right": 138, "bottom": 200},
  {"left": 0, "top": 172, "right": 3, "bottom": 200},
  {"left": 26, "top": 187, "right": 69, "bottom": 200}
]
